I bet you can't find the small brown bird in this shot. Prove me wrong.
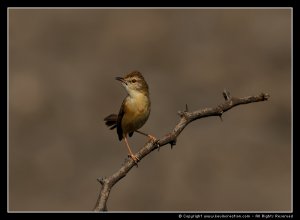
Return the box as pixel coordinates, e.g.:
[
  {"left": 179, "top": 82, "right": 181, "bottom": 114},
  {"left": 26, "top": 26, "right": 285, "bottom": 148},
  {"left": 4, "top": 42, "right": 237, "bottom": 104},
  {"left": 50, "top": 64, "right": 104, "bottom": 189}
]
[{"left": 104, "top": 71, "right": 157, "bottom": 164}]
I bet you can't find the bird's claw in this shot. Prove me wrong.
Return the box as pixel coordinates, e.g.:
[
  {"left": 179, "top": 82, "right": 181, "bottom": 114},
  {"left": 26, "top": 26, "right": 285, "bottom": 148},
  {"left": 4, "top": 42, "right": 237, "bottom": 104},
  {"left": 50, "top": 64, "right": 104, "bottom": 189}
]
[
  {"left": 128, "top": 154, "right": 140, "bottom": 166},
  {"left": 148, "top": 134, "right": 159, "bottom": 143}
]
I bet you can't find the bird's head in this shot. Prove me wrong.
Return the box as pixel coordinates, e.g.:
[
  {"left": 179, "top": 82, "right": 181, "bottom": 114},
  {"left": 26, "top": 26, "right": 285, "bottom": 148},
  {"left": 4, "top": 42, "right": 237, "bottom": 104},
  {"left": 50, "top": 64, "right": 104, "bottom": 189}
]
[{"left": 115, "top": 71, "right": 149, "bottom": 97}]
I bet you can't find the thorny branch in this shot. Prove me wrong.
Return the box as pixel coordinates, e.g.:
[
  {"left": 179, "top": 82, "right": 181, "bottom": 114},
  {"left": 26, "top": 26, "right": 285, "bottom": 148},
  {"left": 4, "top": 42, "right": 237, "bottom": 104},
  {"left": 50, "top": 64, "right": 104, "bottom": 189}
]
[{"left": 94, "top": 90, "right": 270, "bottom": 211}]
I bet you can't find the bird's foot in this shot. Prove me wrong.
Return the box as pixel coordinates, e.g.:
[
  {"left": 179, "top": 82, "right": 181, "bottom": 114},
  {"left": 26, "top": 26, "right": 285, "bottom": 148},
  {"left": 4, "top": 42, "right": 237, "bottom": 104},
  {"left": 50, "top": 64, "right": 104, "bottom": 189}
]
[
  {"left": 128, "top": 154, "right": 140, "bottom": 165},
  {"left": 148, "top": 134, "right": 158, "bottom": 142},
  {"left": 148, "top": 134, "right": 160, "bottom": 148}
]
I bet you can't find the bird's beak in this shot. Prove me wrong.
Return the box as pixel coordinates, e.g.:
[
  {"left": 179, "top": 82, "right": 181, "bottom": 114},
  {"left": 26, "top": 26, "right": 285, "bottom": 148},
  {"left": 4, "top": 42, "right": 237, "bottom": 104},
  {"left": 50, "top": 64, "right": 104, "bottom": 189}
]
[{"left": 115, "top": 76, "right": 127, "bottom": 85}]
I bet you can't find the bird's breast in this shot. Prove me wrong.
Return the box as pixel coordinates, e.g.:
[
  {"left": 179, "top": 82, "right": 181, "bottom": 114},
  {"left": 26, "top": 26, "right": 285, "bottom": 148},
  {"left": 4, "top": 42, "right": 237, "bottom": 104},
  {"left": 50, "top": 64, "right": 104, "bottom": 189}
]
[{"left": 122, "top": 94, "right": 151, "bottom": 133}]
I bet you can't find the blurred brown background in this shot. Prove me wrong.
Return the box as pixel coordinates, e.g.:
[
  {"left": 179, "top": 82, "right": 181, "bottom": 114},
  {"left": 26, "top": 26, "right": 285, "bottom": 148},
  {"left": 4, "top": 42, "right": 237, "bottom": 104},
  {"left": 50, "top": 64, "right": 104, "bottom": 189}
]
[{"left": 9, "top": 8, "right": 291, "bottom": 211}]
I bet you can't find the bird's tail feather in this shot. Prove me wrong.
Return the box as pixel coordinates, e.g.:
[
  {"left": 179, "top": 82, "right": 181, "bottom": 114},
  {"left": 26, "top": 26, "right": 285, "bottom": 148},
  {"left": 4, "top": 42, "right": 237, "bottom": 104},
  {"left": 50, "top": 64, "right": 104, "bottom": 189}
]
[{"left": 104, "top": 114, "right": 117, "bottom": 130}]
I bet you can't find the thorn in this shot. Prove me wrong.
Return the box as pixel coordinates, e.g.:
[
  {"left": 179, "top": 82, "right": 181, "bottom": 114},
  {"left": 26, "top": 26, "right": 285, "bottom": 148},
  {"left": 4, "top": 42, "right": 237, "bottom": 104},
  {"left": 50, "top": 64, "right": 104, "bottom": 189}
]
[
  {"left": 170, "top": 143, "right": 175, "bottom": 149},
  {"left": 223, "top": 89, "right": 231, "bottom": 101},
  {"left": 178, "top": 110, "right": 188, "bottom": 119},
  {"left": 156, "top": 141, "right": 161, "bottom": 151},
  {"left": 178, "top": 104, "right": 190, "bottom": 118},
  {"left": 170, "top": 139, "right": 177, "bottom": 149},
  {"left": 219, "top": 109, "right": 223, "bottom": 121},
  {"left": 97, "top": 177, "right": 105, "bottom": 185},
  {"left": 177, "top": 110, "right": 183, "bottom": 117},
  {"left": 185, "top": 104, "right": 189, "bottom": 112},
  {"left": 261, "top": 92, "right": 270, "bottom": 100}
]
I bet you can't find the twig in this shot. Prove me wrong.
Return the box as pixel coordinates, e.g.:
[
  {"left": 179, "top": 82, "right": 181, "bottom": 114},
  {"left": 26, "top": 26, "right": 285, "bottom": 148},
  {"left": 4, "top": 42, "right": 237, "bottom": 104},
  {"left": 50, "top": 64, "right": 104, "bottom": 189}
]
[{"left": 93, "top": 91, "right": 270, "bottom": 211}]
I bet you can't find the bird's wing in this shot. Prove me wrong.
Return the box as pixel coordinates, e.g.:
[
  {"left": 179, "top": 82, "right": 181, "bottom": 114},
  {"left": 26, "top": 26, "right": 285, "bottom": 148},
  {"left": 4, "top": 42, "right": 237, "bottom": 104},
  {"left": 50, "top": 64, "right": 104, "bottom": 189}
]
[{"left": 117, "top": 97, "right": 127, "bottom": 141}]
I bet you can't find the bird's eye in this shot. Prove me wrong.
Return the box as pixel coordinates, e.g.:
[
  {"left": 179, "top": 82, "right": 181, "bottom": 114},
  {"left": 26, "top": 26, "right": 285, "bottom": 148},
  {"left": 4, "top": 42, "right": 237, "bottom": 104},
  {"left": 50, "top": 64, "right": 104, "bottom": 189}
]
[{"left": 132, "top": 79, "right": 136, "bottom": 83}]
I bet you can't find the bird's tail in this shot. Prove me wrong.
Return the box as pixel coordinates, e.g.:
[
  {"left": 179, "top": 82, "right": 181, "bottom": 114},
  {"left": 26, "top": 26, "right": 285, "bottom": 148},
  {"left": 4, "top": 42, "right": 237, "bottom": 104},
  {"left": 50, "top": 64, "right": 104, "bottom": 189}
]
[{"left": 104, "top": 114, "right": 117, "bottom": 130}]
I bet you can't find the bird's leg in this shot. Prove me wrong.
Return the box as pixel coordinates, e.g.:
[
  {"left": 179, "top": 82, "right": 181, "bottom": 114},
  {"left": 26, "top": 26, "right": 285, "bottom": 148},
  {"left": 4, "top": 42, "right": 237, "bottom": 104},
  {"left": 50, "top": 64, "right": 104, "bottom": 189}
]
[
  {"left": 124, "top": 135, "right": 139, "bottom": 164},
  {"left": 136, "top": 130, "right": 158, "bottom": 142}
]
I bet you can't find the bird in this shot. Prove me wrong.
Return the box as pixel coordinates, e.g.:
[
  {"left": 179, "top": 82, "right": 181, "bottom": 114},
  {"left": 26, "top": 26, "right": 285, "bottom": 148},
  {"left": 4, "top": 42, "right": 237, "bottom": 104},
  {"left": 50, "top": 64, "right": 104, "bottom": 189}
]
[{"left": 104, "top": 71, "right": 157, "bottom": 164}]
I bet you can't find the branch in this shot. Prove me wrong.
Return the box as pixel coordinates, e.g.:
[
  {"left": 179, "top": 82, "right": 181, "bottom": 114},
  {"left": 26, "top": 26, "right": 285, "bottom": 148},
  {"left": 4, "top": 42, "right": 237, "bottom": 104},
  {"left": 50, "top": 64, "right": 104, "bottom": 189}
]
[{"left": 93, "top": 91, "right": 270, "bottom": 211}]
